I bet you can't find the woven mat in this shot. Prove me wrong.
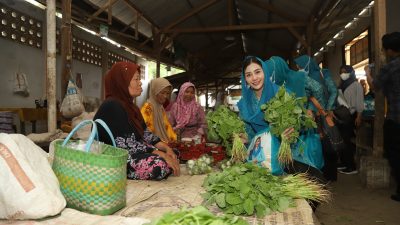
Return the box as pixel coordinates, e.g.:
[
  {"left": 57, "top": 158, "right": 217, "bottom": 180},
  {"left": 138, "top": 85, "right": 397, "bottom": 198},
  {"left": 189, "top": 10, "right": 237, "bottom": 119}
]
[
  {"left": 115, "top": 167, "right": 320, "bottom": 225},
  {"left": 0, "top": 208, "right": 149, "bottom": 225}
]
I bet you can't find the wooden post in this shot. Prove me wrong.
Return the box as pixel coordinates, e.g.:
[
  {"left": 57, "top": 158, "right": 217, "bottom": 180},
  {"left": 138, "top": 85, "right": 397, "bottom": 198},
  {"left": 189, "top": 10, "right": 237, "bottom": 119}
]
[
  {"left": 61, "top": 0, "right": 72, "bottom": 99},
  {"left": 46, "top": 0, "right": 57, "bottom": 132},
  {"left": 205, "top": 84, "right": 209, "bottom": 110},
  {"left": 101, "top": 42, "right": 109, "bottom": 100},
  {"left": 372, "top": 0, "right": 386, "bottom": 157}
]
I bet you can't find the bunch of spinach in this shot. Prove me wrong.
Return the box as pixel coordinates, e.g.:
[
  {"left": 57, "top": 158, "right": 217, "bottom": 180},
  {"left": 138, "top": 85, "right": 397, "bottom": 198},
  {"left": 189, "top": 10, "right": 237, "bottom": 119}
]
[
  {"left": 202, "top": 163, "right": 329, "bottom": 217},
  {"left": 147, "top": 206, "right": 249, "bottom": 225},
  {"left": 206, "top": 106, "right": 247, "bottom": 160},
  {"left": 260, "top": 86, "right": 316, "bottom": 165}
]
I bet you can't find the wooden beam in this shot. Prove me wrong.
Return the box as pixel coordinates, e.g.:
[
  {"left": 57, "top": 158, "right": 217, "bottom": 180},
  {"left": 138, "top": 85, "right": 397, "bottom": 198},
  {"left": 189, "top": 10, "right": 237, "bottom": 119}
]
[
  {"left": 372, "top": 0, "right": 386, "bottom": 157},
  {"left": 287, "top": 26, "right": 308, "bottom": 49},
  {"left": 135, "top": 13, "right": 139, "bottom": 40},
  {"left": 227, "top": 0, "right": 233, "bottom": 25},
  {"left": 122, "top": 0, "right": 159, "bottom": 29},
  {"left": 61, "top": 0, "right": 72, "bottom": 99},
  {"left": 121, "top": 18, "right": 136, "bottom": 33},
  {"left": 140, "top": 0, "right": 219, "bottom": 47},
  {"left": 315, "top": 0, "right": 339, "bottom": 28},
  {"left": 163, "top": 22, "right": 306, "bottom": 33},
  {"left": 163, "top": 0, "right": 220, "bottom": 32},
  {"left": 108, "top": 0, "right": 112, "bottom": 25},
  {"left": 246, "top": 0, "right": 303, "bottom": 23},
  {"left": 87, "top": 0, "right": 118, "bottom": 22}
]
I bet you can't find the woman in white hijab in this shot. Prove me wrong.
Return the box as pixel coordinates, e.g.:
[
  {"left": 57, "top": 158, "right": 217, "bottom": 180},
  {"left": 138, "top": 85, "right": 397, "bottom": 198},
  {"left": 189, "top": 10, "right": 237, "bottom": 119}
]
[{"left": 141, "top": 78, "right": 177, "bottom": 143}]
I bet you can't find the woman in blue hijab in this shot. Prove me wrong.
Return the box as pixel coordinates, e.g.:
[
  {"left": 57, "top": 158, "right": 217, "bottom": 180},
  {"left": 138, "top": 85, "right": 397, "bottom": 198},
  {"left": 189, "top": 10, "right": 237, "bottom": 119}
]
[
  {"left": 294, "top": 55, "right": 338, "bottom": 115},
  {"left": 238, "top": 56, "right": 326, "bottom": 210},
  {"left": 265, "top": 56, "right": 325, "bottom": 171},
  {"left": 265, "top": 56, "right": 306, "bottom": 98},
  {"left": 294, "top": 55, "right": 339, "bottom": 181}
]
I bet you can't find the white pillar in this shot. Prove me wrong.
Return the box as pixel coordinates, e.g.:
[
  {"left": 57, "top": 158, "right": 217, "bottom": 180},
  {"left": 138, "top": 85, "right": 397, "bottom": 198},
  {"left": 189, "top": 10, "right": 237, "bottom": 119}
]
[{"left": 46, "top": 0, "right": 57, "bottom": 132}]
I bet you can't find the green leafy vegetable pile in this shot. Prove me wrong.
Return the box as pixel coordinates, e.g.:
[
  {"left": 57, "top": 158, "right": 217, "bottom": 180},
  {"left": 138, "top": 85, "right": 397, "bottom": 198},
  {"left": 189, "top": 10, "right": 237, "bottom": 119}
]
[
  {"left": 186, "top": 155, "right": 214, "bottom": 175},
  {"left": 146, "top": 206, "right": 249, "bottom": 225},
  {"left": 202, "top": 163, "right": 329, "bottom": 217},
  {"left": 206, "top": 106, "right": 247, "bottom": 160},
  {"left": 260, "top": 86, "right": 316, "bottom": 165}
]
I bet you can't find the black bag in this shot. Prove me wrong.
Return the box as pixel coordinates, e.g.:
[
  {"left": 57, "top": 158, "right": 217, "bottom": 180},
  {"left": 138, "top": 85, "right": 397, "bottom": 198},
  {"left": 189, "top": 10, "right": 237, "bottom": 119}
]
[
  {"left": 333, "top": 105, "right": 352, "bottom": 124},
  {"left": 320, "top": 115, "right": 346, "bottom": 153},
  {"left": 309, "top": 96, "right": 345, "bottom": 153}
]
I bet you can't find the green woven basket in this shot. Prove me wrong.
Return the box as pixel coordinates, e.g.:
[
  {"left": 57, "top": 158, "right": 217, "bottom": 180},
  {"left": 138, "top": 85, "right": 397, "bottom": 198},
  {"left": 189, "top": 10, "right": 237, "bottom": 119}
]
[{"left": 52, "top": 119, "right": 128, "bottom": 215}]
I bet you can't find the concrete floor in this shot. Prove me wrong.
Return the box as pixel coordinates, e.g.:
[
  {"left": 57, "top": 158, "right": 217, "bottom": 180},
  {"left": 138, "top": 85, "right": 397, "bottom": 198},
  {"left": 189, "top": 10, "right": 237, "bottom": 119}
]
[{"left": 316, "top": 173, "right": 400, "bottom": 225}]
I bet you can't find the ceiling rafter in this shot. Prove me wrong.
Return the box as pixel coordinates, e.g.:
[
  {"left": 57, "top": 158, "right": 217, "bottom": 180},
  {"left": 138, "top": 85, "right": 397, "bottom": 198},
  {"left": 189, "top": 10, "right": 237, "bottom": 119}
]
[
  {"left": 140, "top": 0, "right": 220, "bottom": 47},
  {"left": 162, "top": 22, "right": 306, "bottom": 33},
  {"left": 245, "top": 0, "right": 304, "bottom": 23},
  {"left": 287, "top": 26, "right": 308, "bottom": 48},
  {"left": 87, "top": 0, "right": 118, "bottom": 22}
]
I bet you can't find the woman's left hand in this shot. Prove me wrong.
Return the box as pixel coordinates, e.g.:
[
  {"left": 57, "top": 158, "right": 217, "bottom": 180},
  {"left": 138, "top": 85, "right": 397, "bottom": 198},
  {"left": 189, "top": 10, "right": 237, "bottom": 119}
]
[
  {"left": 355, "top": 115, "right": 362, "bottom": 128},
  {"left": 282, "top": 127, "right": 294, "bottom": 139},
  {"left": 166, "top": 147, "right": 178, "bottom": 159}
]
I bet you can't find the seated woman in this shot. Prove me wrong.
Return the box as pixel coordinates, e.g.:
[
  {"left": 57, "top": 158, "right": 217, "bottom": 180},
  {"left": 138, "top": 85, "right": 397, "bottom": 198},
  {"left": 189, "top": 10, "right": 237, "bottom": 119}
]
[
  {"left": 94, "top": 62, "right": 180, "bottom": 180},
  {"left": 168, "top": 82, "right": 207, "bottom": 140},
  {"left": 141, "top": 78, "right": 177, "bottom": 143}
]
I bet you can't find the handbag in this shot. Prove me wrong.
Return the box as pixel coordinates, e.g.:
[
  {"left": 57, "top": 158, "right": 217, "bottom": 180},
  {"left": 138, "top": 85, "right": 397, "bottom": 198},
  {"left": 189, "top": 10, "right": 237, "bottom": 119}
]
[
  {"left": 52, "top": 119, "right": 128, "bottom": 215},
  {"left": 292, "top": 129, "right": 324, "bottom": 170},
  {"left": 334, "top": 90, "right": 352, "bottom": 124},
  {"left": 309, "top": 97, "right": 345, "bottom": 153}
]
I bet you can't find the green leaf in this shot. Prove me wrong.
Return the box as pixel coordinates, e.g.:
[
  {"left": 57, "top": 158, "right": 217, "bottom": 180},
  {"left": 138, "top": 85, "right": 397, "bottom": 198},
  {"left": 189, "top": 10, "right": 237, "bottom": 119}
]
[
  {"left": 243, "top": 198, "right": 255, "bottom": 215},
  {"left": 277, "top": 197, "right": 291, "bottom": 212},
  {"left": 216, "top": 193, "right": 226, "bottom": 208},
  {"left": 226, "top": 193, "right": 242, "bottom": 205}
]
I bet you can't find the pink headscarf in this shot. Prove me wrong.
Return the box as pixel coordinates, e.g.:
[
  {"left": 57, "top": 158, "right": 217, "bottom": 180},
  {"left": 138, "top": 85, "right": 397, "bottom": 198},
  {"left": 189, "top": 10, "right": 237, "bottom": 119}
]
[{"left": 174, "top": 82, "right": 199, "bottom": 129}]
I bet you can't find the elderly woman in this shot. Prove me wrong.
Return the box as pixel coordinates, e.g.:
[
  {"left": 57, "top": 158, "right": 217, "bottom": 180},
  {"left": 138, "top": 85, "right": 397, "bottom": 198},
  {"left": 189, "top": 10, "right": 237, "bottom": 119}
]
[
  {"left": 168, "top": 82, "right": 207, "bottom": 140},
  {"left": 94, "top": 62, "right": 180, "bottom": 180},
  {"left": 141, "top": 78, "right": 177, "bottom": 143}
]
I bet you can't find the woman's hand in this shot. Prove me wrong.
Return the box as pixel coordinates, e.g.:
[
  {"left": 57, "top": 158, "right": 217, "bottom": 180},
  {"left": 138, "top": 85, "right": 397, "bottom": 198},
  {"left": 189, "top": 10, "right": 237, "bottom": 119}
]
[
  {"left": 239, "top": 133, "right": 248, "bottom": 144},
  {"left": 306, "top": 109, "right": 314, "bottom": 120},
  {"left": 153, "top": 150, "right": 180, "bottom": 176},
  {"left": 165, "top": 146, "right": 178, "bottom": 159},
  {"left": 355, "top": 113, "right": 362, "bottom": 128},
  {"left": 282, "top": 127, "right": 294, "bottom": 139}
]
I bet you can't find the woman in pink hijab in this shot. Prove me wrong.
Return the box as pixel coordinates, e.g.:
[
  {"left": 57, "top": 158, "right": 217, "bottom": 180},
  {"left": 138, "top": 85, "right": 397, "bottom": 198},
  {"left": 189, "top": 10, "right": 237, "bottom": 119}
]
[{"left": 168, "top": 82, "right": 207, "bottom": 139}]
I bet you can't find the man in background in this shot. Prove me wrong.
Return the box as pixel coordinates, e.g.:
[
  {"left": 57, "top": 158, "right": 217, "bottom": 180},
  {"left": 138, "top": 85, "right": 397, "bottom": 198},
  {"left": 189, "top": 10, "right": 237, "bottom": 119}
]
[{"left": 366, "top": 31, "right": 400, "bottom": 202}]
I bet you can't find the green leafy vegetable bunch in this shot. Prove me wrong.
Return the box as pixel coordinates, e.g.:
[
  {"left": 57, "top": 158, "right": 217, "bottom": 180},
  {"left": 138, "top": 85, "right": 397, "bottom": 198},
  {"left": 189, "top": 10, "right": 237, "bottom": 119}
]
[
  {"left": 206, "top": 106, "right": 246, "bottom": 157},
  {"left": 147, "top": 206, "right": 249, "bottom": 225},
  {"left": 202, "top": 163, "right": 329, "bottom": 218},
  {"left": 260, "top": 86, "right": 316, "bottom": 165}
]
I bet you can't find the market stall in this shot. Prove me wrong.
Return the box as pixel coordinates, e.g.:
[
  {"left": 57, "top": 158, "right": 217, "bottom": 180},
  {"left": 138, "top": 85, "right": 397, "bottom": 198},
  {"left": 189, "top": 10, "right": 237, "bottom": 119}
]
[{"left": 1, "top": 166, "right": 320, "bottom": 225}]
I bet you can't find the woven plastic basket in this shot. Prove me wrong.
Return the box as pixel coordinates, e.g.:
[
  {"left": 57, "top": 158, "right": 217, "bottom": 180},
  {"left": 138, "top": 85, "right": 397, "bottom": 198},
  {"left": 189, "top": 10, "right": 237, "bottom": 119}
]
[{"left": 52, "top": 119, "right": 128, "bottom": 215}]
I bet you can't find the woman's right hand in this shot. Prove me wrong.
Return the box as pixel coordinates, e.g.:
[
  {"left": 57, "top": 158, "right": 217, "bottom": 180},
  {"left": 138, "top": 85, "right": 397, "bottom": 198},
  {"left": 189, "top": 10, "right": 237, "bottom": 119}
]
[{"left": 153, "top": 150, "right": 180, "bottom": 176}]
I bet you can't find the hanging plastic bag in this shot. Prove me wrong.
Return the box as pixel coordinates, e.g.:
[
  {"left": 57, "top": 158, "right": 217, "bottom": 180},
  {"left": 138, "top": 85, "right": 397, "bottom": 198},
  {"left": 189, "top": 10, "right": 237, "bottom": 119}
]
[
  {"left": 60, "top": 79, "right": 84, "bottom": 118},
  {"left": 13, "top": 72, "right": 29, "bottom": 97}
]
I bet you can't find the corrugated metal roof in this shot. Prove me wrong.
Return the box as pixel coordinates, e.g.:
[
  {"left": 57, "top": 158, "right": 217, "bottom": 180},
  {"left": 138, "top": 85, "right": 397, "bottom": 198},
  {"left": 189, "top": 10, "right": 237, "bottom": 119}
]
[{"left": 81, "top": 0, "right": 372, "bottom": 84}]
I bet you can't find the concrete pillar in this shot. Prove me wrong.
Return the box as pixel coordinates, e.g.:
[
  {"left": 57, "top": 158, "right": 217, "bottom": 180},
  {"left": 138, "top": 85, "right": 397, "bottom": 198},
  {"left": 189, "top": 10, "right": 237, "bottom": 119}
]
[{"left": 46, "top": 0, "right": 57, "bottom": 132}]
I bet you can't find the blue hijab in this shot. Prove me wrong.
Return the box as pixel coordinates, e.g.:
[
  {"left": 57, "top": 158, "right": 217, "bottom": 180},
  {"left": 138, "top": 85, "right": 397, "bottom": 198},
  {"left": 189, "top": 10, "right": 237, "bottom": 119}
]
[
  {"left": 294, "top": 55, "right": 325, "bottom": 83},
  {"left": 265, "top": 56, "right": 306, "bottom": 98},
  {"left": 237, "top": 56, "right": 283, "bottom": 175},
  {"left": 237, "top": 56, "right": 278, "bottom": 138}
]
